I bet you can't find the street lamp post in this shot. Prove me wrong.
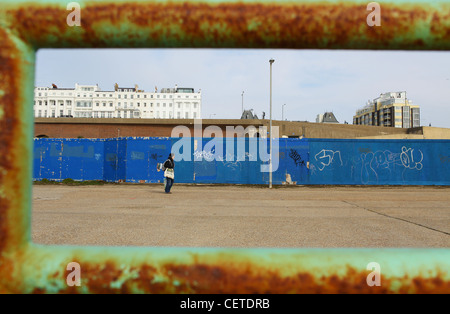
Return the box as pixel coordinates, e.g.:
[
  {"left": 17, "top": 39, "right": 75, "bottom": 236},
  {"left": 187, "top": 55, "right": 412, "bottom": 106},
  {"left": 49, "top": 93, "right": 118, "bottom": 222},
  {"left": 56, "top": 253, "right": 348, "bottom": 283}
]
[
  {"left": 241, "top": 91, "right": 244, "bottom": 115},
  {"left": 269, "top": 59, "right": 274, "bottom": 189}
]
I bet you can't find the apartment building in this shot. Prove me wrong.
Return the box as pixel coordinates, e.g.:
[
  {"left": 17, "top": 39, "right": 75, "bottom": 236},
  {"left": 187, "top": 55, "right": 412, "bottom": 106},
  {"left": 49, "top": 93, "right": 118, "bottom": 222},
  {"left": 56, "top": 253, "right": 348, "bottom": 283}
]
[
  {"left": 353, "top": 91, "right": 420, "bottom": 128},
  {"left": 33, "top": 83, "right": 202, "bottom": 119}
]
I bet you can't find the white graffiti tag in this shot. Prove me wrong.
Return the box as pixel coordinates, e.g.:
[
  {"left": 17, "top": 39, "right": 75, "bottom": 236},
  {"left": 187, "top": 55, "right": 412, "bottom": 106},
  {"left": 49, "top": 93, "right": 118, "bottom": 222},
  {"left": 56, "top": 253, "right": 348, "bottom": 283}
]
[
  {"left": 314, "top": 149, "right": 343, "bottom": 171},
  {"left": 400, "top": 146, "right": 423, "bottom": 170},
  {"left": 193, "top": 149, "right": 215, "bottom": 161}
]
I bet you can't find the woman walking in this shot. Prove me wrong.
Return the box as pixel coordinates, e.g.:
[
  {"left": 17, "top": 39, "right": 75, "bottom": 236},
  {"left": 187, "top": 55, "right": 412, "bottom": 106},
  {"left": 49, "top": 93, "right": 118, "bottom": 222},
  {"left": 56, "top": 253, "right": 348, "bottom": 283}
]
[{"left": 163, "top": 153, "right": 175, "bottom": 194}]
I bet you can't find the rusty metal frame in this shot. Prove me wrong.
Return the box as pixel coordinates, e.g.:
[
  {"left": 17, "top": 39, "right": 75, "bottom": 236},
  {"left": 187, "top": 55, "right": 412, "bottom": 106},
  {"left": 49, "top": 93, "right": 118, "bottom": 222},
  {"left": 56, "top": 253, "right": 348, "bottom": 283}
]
[{"left": 0, "top": 0, "right": 449, "bottom": 294}]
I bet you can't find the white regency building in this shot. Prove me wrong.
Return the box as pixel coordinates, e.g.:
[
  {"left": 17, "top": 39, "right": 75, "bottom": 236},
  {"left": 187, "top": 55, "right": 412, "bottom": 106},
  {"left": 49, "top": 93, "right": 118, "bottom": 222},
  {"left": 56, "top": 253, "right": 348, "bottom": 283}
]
[{"left": 33, "top": 83, "right": 202, "bottom": 119}]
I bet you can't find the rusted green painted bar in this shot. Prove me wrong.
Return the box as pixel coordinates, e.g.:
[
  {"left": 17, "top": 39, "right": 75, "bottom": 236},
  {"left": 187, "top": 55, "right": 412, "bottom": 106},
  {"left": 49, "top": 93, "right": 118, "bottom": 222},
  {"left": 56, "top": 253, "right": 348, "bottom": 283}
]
[
  {"left": 0, "top": 0, "right": 449, "bottom": 293},
  {"left": 1, "top": 0, "right": 450, "bottom": 50}
]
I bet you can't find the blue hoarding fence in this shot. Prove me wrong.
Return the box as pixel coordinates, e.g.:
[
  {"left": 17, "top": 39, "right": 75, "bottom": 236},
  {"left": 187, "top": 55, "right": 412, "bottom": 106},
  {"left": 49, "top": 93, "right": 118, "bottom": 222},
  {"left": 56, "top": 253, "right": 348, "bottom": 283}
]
[
  {"left": 33, "top": 137, "right": 450, "bottom": 185},
  {"left": 308, "top": 139, "right": 450, "bottom": 185}
]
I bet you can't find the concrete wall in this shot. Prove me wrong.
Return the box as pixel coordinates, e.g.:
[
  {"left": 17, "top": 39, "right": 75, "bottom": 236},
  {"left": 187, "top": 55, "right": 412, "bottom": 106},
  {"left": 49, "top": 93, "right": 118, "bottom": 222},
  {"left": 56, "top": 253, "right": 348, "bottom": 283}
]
[
  {"left": 34, "top": 118, "right": 445, "bottom": 139},
  {"left": 422, "top": 127, "right": 450, "bottom": 139},
  {"left": 269, "top": 120, "right": 410, "bottom": 139},
  {"left": 33, "top": 137, "right": 450, "bottom": 185}
]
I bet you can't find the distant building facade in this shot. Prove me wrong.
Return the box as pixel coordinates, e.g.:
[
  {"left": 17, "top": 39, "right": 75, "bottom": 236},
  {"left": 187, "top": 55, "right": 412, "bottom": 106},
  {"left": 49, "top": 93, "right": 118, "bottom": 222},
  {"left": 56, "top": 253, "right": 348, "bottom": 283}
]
[
  {"left": 353, "top": 91, "right": 420, "bottom": 128},
  {"left": 33, "top": 83, "right": 202, "bottom": 119},
  {"left": 316, "top": 112, "right": 339, "bottom": 124}
]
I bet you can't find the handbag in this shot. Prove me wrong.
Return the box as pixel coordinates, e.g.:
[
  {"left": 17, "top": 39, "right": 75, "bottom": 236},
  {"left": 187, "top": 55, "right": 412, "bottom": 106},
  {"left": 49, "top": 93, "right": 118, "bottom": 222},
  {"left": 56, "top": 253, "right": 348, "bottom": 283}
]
[{"left": 164, "top": 168, "right": 174, "bottom": 179}]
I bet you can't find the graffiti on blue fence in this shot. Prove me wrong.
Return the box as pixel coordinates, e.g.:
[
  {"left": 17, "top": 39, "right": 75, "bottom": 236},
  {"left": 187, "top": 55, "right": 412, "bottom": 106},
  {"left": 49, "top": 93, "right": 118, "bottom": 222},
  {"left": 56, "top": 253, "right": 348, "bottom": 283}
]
[
  {"left": 314, "top": 149, "right": 343, "bottom": 171},
  {"left": 351, "top": 146, "right": 424, "bottom": 184},
  {"left": 308, "top": 140, "right": 450, "bottom": 185},
  {"left": 33, "top": 138, "right": 450, "bottom": 185},
  {"left": 400, "top": 146, "right": 423, "bottom": 170},
  {"left": 439, "top": 154, "right": 450, "bottom": 164},
  {"left": 288, "top": 149, "right": 306, "bottom": 167}
]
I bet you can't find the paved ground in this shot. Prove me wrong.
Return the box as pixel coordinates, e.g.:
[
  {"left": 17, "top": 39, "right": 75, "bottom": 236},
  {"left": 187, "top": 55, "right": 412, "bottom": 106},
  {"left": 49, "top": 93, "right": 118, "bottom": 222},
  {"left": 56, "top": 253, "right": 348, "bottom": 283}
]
[{"left": 32, "top": 184, "right": 450, "bottom": 248}]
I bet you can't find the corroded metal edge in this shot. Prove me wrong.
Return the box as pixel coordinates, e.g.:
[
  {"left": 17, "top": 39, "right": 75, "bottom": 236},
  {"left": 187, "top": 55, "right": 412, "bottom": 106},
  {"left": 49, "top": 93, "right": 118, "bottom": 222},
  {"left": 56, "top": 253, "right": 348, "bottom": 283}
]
[{"left": 0, "top": 0, "right": 449, "bottom": 294}]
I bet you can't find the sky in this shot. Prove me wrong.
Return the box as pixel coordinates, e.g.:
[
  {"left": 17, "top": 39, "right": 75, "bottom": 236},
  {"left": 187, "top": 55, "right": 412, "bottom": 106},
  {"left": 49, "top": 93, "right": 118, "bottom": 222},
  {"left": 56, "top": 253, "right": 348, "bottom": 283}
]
[{"left": 35, "top": 49, "right": 450, "bottom": 128}]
